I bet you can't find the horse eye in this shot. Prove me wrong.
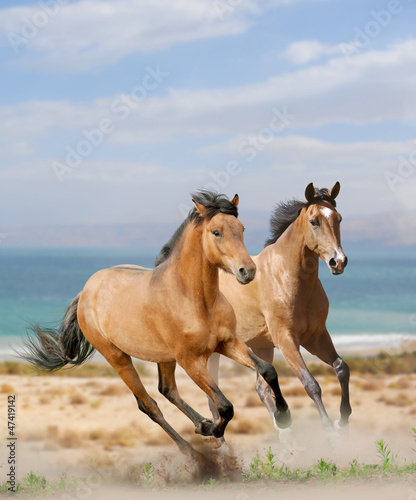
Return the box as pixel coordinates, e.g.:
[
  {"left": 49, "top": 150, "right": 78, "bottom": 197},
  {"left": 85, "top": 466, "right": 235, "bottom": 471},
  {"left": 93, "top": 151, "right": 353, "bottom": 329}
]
[
  {"left": 310, "top": 219, "right": 319, "bottom": 227},
  {"left": 212, "top": 230, "right": 221, "bottom": 237}
]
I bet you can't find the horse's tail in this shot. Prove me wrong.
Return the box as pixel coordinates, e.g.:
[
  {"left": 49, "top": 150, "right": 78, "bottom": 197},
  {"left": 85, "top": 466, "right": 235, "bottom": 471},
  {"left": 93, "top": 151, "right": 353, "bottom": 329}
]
[{"left": 19, "top": 293, "right": 95, "bottom": 371}]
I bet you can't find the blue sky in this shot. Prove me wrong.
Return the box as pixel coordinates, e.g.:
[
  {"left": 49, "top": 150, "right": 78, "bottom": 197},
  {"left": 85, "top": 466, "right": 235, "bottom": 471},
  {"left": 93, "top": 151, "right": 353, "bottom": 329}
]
[{"left": 1, "top": 0, "right": 416, "bottom": 231}]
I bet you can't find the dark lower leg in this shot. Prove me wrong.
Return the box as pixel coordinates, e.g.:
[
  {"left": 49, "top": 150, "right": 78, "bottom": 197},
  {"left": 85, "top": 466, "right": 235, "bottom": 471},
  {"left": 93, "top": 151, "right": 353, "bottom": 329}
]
[
  {"left": 158, "top": 362, "right": 213, "bottom": 435},
  {"left": 248, "top": 351, "right": 292, "bottom": 428},
  {"left": 252, "top": 347, "right": 278, "bottom": 419},
  {"left": 206, "top": 354, "right": 227, "bottom": 446},
  {"left": 216, "top": 339, "right": 291, "bottom": 428},
  {"left": 178, "top": 357, "right": 234, "bottom": 439},
  {"left": 278, "top": 339, "right": 332, "bottom": 429},
  {"left": 333, "top": 357, "right": 352, "bottom": 426},
  {"left": 302, "top": 333, "right": 351, "bottom": 429}
]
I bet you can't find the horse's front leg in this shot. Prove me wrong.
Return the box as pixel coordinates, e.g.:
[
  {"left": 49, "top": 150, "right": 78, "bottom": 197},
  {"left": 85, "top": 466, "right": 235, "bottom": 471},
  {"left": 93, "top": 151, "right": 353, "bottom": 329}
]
[
  {"left": 158, "top": 361, "right": 215, "bottom": 435},
  {"left": 216, "top": 338, "right": 292, "bottom": 429},
  {"left": 276, "top": 332, "right": 334, "bottom": 430},
  {"left": 178, "top": 355, "right": 234, "bottom": 439},
  {"left": 251, "top": 347, "right": 284, "bottom": 427},
  {"left": 302, "top": 329, "right": 352, "bottom": 431},
  {"left": 206, "top": 353, "right": 227, "bottom": 448}
]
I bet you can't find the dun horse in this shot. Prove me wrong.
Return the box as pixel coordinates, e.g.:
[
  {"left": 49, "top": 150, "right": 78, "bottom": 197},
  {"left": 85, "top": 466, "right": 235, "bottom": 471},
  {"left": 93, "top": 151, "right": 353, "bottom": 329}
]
[
  {"left": 21, "top": 191, "right": 291, "bottom": 473},
  {"left": 206, "top": 183, "right": 351, "bottom": 441}
]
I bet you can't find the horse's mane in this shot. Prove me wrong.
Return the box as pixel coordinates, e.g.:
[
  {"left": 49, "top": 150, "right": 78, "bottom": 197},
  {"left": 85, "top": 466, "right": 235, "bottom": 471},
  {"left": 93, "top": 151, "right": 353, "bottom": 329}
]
[
  {"left": 264, "top": 188, "right": 337, "bottom": 247},
  {"left": 155, "top": 190, "right": 238, "bottom": 267}
]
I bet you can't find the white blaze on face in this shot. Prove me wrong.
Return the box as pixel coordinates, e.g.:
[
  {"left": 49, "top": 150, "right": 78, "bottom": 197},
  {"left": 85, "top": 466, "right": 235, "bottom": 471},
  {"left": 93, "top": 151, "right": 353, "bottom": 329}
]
[{"left": 320, "top": 207, "right": 333, "bottom": 220}]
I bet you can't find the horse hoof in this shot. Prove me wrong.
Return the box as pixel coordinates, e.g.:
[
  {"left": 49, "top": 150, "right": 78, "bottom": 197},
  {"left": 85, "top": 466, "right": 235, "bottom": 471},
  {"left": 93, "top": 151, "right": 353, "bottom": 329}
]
[
  {"left": 274, "top": 408, "right": 292, "bottom": 429},
  {"left": 217, "top": 440, "right": 230, "bottom": 456},
  {"left": 195, "top": 418, "right": 214, "bottom": 436},
  {"left": 202, "top": 435, "right": 225, "bottom": 450}
]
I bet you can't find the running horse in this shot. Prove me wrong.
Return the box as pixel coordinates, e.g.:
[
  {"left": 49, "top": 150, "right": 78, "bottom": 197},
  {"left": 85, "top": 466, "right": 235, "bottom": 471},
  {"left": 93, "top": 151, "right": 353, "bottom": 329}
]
[
  {"left": 21, "top": 191, "right": 291, "bottom": 474},
  {"left": 207, "top": 183, "right": 351, "bottom": 440}
]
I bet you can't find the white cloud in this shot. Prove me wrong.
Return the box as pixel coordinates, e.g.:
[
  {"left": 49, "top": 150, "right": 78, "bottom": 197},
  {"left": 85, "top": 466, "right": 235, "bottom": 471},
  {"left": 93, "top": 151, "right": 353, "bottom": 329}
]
[
  {"left": 2, "top": 38, "right": 416, "bottom": 164},
  {"left": 280, "top": 40, "right": 346, "bottom": 65},
  {"left": 0, "top": 0, "right": 255, "bottom": 71}
]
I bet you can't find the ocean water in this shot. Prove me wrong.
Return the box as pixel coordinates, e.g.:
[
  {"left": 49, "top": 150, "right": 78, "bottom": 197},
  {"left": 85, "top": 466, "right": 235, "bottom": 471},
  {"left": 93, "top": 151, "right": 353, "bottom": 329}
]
[{"left": 0, "top": 248, "right": 415, "bottom": 358}]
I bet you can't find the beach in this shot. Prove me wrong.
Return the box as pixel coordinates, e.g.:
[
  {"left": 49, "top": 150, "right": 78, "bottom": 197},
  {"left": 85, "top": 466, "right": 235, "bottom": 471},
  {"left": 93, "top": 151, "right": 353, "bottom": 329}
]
[
  {"left": 0, "top": 351, "right": 415, "bottom": 497},
  {"left": 1, "top": 249, "right": 415, "bottom": 496}
]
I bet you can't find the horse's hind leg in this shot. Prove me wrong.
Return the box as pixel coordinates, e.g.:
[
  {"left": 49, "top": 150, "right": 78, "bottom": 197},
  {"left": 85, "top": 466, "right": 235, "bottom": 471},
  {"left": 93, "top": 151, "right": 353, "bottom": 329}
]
[
  {"left": 105, "top": 352, "right": 193, "bottom": 453},
  {"left": 216, "top": 338, "right": 292, "bottom": 429},
  {"left": 158, "top": 361, "right": 214, "bottom": 436},
  {"left": 303, "top": 329, "right": 352, "bottom": 430},
  {"left": 81, "top": 333, "right": 201, "bottom": 461}
]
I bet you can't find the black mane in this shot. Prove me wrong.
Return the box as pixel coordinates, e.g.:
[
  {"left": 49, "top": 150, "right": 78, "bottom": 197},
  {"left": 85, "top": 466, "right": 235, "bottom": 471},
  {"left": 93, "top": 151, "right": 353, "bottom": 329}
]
[
  {"left": 264, "top": 188, "right": 337, "bottom": 247},
  {"left": 155, "top": 190, "right": 238, "bottom": 267}
]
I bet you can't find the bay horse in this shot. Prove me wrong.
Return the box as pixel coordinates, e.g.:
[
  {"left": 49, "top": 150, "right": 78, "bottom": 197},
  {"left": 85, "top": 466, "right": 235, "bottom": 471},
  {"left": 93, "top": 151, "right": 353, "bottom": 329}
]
[
  {"left": 21, "top": 191, "right": 291, "bottom": 474},
  {"left": 206, "top": 182, "right": 351, "bottom": 442}
]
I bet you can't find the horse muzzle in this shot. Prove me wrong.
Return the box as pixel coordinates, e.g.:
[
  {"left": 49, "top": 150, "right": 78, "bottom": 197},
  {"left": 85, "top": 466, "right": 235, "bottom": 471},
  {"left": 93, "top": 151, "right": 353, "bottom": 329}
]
[
  {"left": 328, "top": 253, "right": 348, "bottom": 275},
  {"left": 235, "top": 265, "right": 257, "bottom": 285}
]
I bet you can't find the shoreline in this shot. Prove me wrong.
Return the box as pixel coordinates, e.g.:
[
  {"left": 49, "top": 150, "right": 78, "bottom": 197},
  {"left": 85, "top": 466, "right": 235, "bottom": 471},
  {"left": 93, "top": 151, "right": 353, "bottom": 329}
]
[{"left": 1, "top": 333, "right": 415, "bottom": 362}]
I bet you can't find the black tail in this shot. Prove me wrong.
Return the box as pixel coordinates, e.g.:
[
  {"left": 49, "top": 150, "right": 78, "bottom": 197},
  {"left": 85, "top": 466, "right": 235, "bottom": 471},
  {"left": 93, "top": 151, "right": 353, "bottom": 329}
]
[{"left": 19, "top": 294, "right": 95, "bottom": 371}]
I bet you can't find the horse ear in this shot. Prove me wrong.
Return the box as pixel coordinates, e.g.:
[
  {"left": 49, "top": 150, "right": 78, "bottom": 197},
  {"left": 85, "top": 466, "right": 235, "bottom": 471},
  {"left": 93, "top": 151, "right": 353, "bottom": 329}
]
[
  {"left": 329, "top": 181, "right": 340, "bottom": 200},
  {"left": 192, "top": 199, "right": 208, "bottom": 215},
  {"left": 305, "top": 183, "right": 315, "bottom": 202},
  {"left": 230, "top": 194, "right": 239, "bottom": 207}
]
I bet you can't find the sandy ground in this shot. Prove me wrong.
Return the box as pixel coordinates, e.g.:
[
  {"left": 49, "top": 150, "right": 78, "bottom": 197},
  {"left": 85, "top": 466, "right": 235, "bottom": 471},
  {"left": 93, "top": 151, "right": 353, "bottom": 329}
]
[{"left": 0, "top": 361, "right": 415, "bottom": 497}]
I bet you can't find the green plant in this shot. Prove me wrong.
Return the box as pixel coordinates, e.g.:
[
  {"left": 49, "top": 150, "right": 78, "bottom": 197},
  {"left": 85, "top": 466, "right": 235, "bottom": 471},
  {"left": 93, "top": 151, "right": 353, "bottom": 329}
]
[
  {"left": 315, "top": 458, "right": 337, "bottom": 478},
  {"left": 376, "top": 439, "right": 396, "bottom": 470},
  {"left": 261, "top": 447, "right": 280, "bottom": 478},
  {"left": 247, "top": 452, "right": 263, "bottom": 480},
  {"left": 23, "top": 471, "right": 47, "bottom": 493},
  {"left": 142, "top": 462, "right": 156, "bottom": 489},
  {"left": 205, "top": 478, "right": 218, "bottom": 490}
]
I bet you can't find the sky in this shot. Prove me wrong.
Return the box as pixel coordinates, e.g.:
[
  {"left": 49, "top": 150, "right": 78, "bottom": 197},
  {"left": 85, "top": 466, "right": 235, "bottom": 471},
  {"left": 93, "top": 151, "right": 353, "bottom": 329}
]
[{"left": 1, "top": 0, "right": 416, "bottom": 232}]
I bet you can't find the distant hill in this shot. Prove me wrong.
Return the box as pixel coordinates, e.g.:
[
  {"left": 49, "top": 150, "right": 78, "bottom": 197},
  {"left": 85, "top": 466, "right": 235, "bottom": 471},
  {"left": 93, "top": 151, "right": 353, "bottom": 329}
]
[{"left": 1, "top": 210, "right": 415, "bottom": 250}]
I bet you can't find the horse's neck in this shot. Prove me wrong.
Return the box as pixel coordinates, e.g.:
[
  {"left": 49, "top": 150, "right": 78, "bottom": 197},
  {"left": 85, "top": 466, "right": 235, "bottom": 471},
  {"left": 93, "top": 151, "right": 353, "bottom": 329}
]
[
  {"left": 173, "top": 224, "right": 219, "bottom": 307},
  {"left": 266, "top": 217, "right": 319, "bottom": 293}
]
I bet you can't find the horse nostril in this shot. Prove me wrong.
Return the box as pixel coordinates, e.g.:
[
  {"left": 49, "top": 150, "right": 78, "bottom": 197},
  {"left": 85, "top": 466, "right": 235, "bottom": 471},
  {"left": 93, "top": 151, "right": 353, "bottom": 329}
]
[
  {"left": 343, "top": 256, "right": 348, "bottom": 267},
  {"left": 239, "top": 267, "right": 248, "bottom": 279},
  {"left": 329, "top": 258, "right": 337, "bottom": 269}
]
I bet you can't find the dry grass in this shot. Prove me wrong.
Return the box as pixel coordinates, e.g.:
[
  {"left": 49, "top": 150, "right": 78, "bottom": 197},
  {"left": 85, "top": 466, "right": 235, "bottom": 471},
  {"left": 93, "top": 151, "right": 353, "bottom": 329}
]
[
  {"left": 361, "top": 380, "right": 385, "bottom": 391},
  {"left": 291, "top": 400, "right": 305, "bottom": 409},
  {"left": 59, "top": 429, "right": 83, "bottom": 448},
  {"left": 69, "top": 393, "right": 88, "bottom": 405},
  {"left": 227, "top": 414, "right": 270, "bottom": 434},
  {"left": 378, "top": 392, "right": 413, "bottom": 407},
  {"left": 44, "top": 385, "right": 66, "bottom": 396},
  {"left": 0, "top": 383, "right": 15, "bottom": 393},
  {"left": 87, "top": 429, "right": 107, "bottom": 441},
  {"left": 283, "top": 386, "right": 307, "bottom": 397},
  {"left": 388, "top": 377, "right": 412, "bottom": 389},
  {"left": 99, "top": 383, "right": 129, "bottom": 396},
  {"left": 38, "top": 395, "right": 51, "bottom": 405},
  {"left": 244, "top": 393, "right": 263, "bottom": 408},
  {"left": 47, "top": 425, "right": 59, "bottom": 439},
  {"left": 329, "top": 386, "right": 342, "bottom": 396}
]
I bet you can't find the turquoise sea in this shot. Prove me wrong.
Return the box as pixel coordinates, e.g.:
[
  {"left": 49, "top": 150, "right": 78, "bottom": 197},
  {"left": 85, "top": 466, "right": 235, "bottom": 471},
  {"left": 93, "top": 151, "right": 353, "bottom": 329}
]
[{"left": 0, "top": 248, "right": 415, "bottom": 358}]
